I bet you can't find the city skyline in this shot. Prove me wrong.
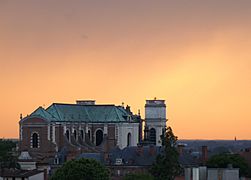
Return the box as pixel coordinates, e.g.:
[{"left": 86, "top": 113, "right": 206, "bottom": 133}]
[{"left": 0, "top": 0, "right": 251, "bottom": 139}]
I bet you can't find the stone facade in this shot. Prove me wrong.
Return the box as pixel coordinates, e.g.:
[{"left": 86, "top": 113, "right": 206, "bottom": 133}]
[{"left": 144, "top": 99, "right": 167, "bottom": 146}]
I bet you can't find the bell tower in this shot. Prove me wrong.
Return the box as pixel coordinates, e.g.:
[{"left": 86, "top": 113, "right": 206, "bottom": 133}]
[{"left": 145, "top": 98, "right": 167, "bottom": 146}]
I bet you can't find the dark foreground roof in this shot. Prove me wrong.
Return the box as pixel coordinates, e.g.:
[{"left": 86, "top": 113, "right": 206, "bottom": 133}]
[
  {"left": 108, "top": 146, "right": 162, "bottom": 166},
  {"left": 77, "top": 153, "right": 103, "bottom": 163},
  {"left": 0, "top": 169, "right": 44, "bottom": 178},
  {"left": 108, "top": 145, "right": 200, "bottom": 167}
]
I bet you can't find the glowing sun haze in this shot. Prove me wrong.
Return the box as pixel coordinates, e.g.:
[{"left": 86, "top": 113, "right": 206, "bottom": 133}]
[{"left": 0, "top": 0, "right": 251, "bottom": 139}]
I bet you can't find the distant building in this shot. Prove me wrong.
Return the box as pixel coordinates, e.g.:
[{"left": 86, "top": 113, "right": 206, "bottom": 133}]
[
  {"left": 144, "top": 99, "right": 167, "bottom": 146},
  {"left": 184, "top": 166, "right": 239, "bottom": 180},
  {"left": 239, "top": 147, "right": 251, "bottom": 170},
  {"left": 107, "top": 145, "right": 161, "bottom": 177},
  {"left": 19, "top": 100, "right": 141, "bottom": 170},
  {"left": 18, "top": 99, "right": 167, "bottom": 174},
  {"left": 0, "top": 169, "right": 45, "bottom": 180}
]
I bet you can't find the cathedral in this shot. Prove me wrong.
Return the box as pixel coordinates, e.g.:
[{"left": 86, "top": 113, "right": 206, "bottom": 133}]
[{"left": 18, "top": 99, "right": 167, "bottom": 171}]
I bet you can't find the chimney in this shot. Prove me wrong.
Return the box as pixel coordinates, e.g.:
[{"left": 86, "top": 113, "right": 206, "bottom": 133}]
[
  {"left": 149, "top": 145, "right": 156, "bottom": 156},
  {"left": 103, "top": 152, "right": 109, "bottom": 162},
  {"left": 202, "top": 146, "right": 208, "bottom": 164},
  {"left": 76, "top": 100, "right": 95, "bottom": 105},
  {"left": 125, "top": 105, "right": 132, "bottom": 114},
  {"left": 136, "top": 145, "right": 144, "bottom": 156},
  {"left": 177, "top": 144, "right": 185, "bottom": 155}
]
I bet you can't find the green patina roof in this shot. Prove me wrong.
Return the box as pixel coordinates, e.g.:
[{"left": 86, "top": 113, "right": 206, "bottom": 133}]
[
  {"left": 21, "top": 106, "right": 57, "bottom": 122},
  {"left": 39, "top": 103, "right": 132, "bottom": 123}
]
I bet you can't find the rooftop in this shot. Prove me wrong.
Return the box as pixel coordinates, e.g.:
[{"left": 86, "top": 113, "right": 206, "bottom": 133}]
[
  {"left": 0, "top": 169, "right": 44, "bottom": 178},
  {"left": 145, "top": 99, "right": 166, "bottom": 107},
  {"left": 21, "top": 101, "right": 138, "bottom": 123}
]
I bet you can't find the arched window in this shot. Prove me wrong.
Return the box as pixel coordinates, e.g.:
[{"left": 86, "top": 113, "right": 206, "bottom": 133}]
[
  {"left": 149, "top": 128, "right": 156, "bottom": 145},
  {"left": 88, "top": 129, "right": 91, "bottom": 142},
  {"left": 127, "top": 133, "right": 131, "bottom": 147},
  {"left": 95, "top": 129, "right": 103, "bottom": 146},
  {"left": 66, "top": 129, "right": 70, "bottom": 141},
  {"left": 32, "top": 133, "right": 39, "bottom": 148},
  {"left": 73, "top": 130, "right": 77, "bottom": 140},
  {"left": 80, "top": 130, "right": 84, "bottom": 140}
]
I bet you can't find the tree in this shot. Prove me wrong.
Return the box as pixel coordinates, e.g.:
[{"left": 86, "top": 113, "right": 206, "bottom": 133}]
[
  {"left": 50, "top": 158, "right": 110, "bottom": 180},
  {"left": 150, "top": 126, "right": 181, "bottom": 180},
  {"left": 0, "top": 139, "right": 19, "bottom": 169},
  {"left": 123, "top": 173, "right": 154, "bottom": 180},
  {"left": 207, "top": 153, "right": 251, "bottom": 177}
]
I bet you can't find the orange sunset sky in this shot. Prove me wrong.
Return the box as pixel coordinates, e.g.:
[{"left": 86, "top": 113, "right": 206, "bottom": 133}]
[{"left": 0, "top": 0, "right": 251, "bottom": 139}]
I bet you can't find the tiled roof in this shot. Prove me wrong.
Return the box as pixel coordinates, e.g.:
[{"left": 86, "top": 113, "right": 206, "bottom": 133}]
[
  {"left": 0, "top": 169, "right": 43, "bottom": 178},
  {"left": 22, "top": 103, "right": 135, "bottom": 123},
  {"left": 77, "top": 153, "right": 103, "bottom": 163},
  {"left": 108, "top": 146, "right": 162, "bottom": 166},
  {"left": 109, "top": 146, "right": 199, "bottom": 167}
]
